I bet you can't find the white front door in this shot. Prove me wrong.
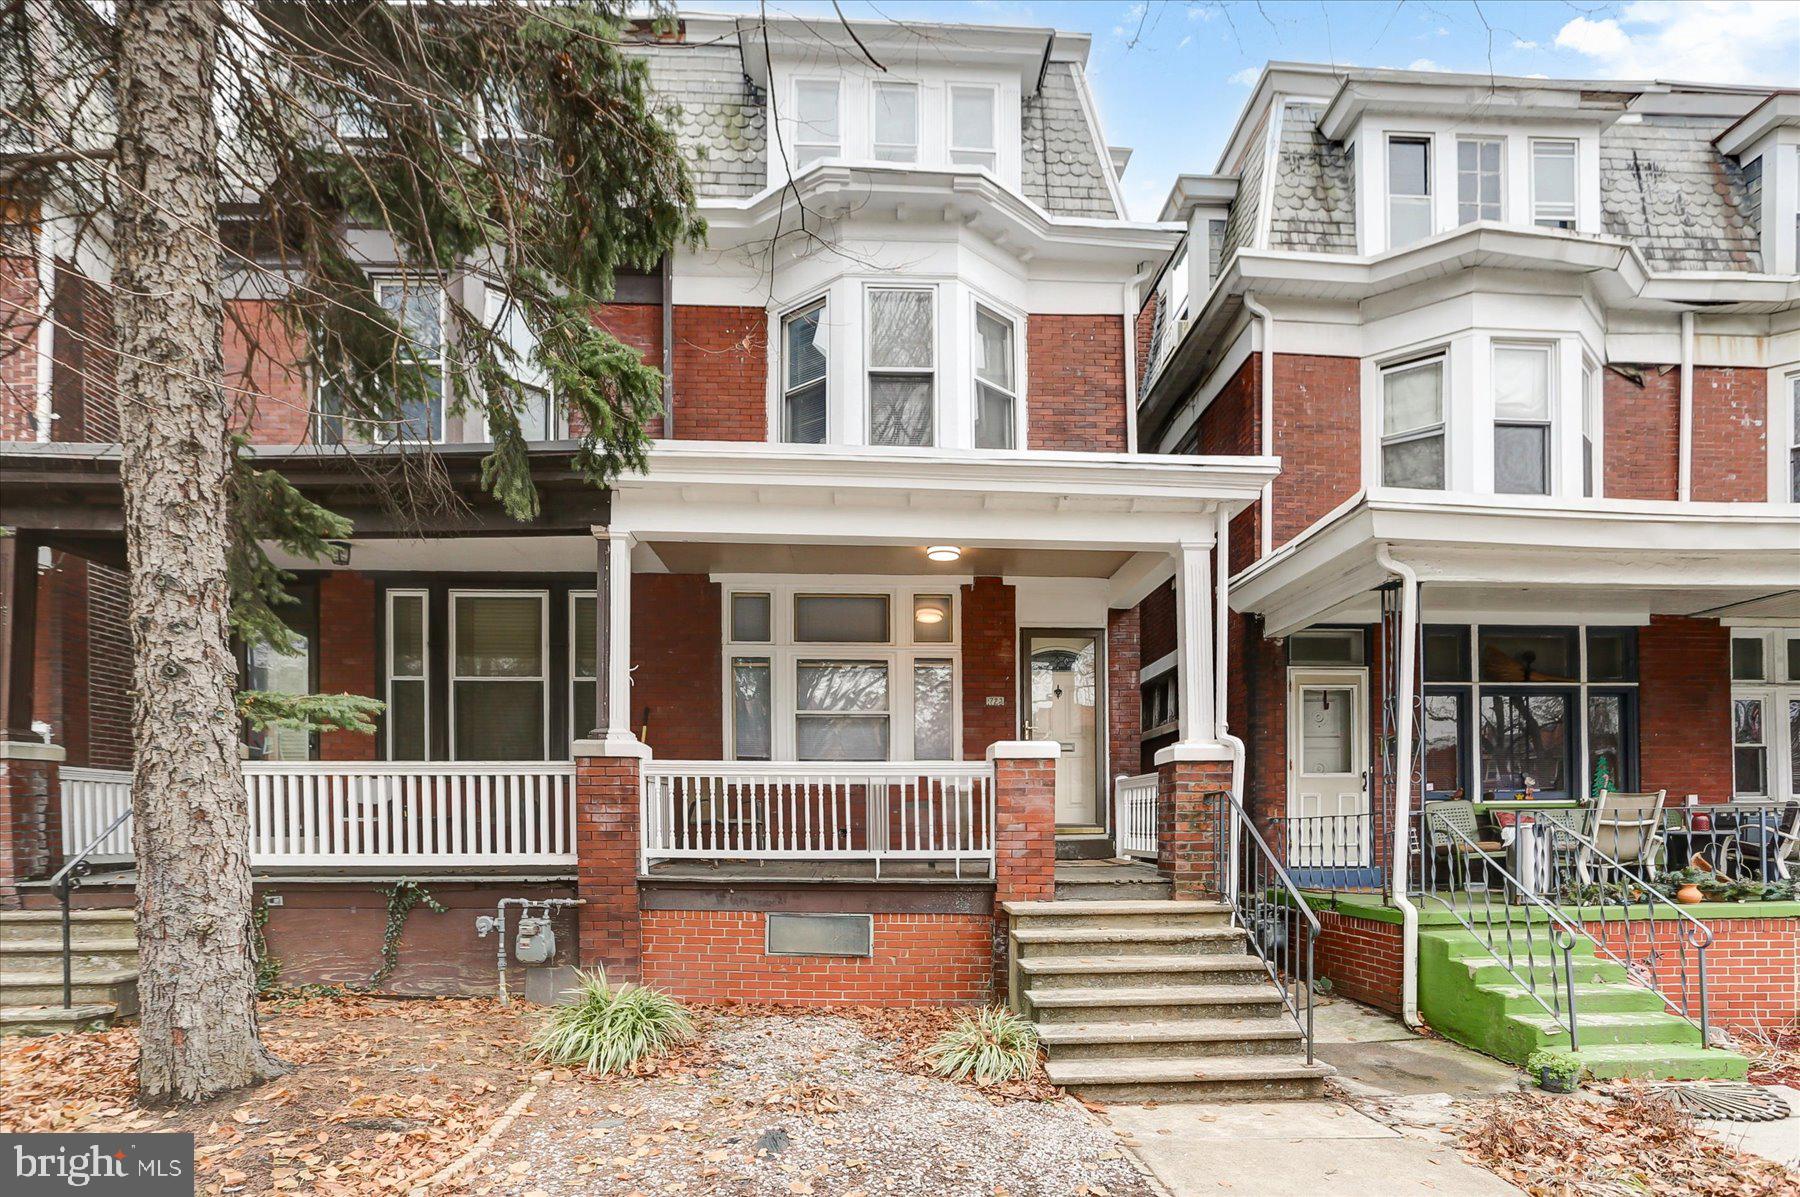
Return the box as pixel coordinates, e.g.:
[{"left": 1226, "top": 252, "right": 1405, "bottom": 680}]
[
  {"left": 1023, "top": 631, "right": 1101, "bottom": 827},
  {"left": 1286, "top": 669, "right": 1370, "bottom": 868}
]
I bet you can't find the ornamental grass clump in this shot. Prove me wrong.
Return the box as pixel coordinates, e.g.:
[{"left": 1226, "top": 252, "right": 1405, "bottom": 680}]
[
  {"left": 530, "top": 970, "right": 695, "bottom": 1075},
  {"left": 925, "top": 1007, "right": 1040, "bottom": 1085}
]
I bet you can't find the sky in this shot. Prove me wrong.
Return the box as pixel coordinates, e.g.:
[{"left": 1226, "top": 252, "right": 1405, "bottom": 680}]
[{"left": 688, "top": 0, "right": 1800, "bottom": 220}]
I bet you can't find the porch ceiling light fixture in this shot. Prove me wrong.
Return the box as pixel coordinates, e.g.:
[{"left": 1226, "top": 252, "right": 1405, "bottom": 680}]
[
  {"left": 915, "top": 607, "right": 945, "bottom": 625},
  {"left": 925, "top": 545, "right": 962, "bottom": 563}
]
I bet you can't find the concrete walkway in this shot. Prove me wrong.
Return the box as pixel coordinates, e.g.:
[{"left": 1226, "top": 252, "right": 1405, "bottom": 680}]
[{"left": 1104, "top": 997, "right": 1526, "bottom": 1196}]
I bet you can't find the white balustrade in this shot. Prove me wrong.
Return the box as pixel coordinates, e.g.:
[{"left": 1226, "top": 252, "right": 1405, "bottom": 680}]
[
  {"left": 60, "top": 767, "right": 135, "bottom": 862},
  {"left": 641, "top": 761, "right": 995, "bottom": 876},
  {"left": 59, "top": 762, "right": 578, "bottom": 868},
  {"left": 1113, "top": 772, "right": 1158, "bottom": 859}
]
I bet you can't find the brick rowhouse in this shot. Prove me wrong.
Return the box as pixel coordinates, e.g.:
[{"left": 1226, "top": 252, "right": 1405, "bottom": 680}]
[
  {"left": 1157, "top": 755, "right": 1234, "bottom": 900},
  {"left": 990, "top": 742, "right": 1057, "bottom": 997}
]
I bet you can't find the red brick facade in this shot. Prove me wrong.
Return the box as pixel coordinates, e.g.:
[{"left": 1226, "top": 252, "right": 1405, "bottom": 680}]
[
  {"left": 316, "top": 572, "right": 379, "bottom": 762},
  {"left": 1691, "top": 366, "right": 1768, "bottom": 502},
  {"left": 0, "top": 753, "right": 60, "bottom": 905},
  {"left": 670, "top": 305, "right": 766, "bottom": 441},
  {"left": 1026, "top": 314, "right": 1128, "bottom": 452},
  {"left": 629, "top": 575, "right": 722, "bottom": 758},
  {"left": 1194, "top": 355, "right": 1262, "bottom": 567},
  {"left": 1269, "top": 354, "right": 1359, "bottom": 547},
  {"left": 227, "top": 299, "right": 310, "bottom": 445},
  {"left": 1, "top": 254, "right": 37, "bottom": 442},
  {"left": 1605, "top": 364, "right": 1769, "bottom": 502},
  {"left": 959, "top": 578, "right": 1017, "bottom": 757},
  {"left": 642, "top": 910, "right": 991, "bottom": 1006},
  {"left": 1106, "top": 605, "right": 1140, "bottom": 787},
  {"left": 1639, "top": 615, "right": 1734, "bottom": 803},
  {"left": 575, "top": 751, "right": 643, "bottom": 982},
  {"left": 31, "top": 556, "right": 131, "bottom": 770},
  {"left": 991, "top": 751, "right": 1056, "bottom": 994},
  {"left": 1585, "top": 916, "right": 1798, "bottom": 1031},
  {"left": 1156, "top": 756, "right": 1233, "bottom": 900},
  {"left": 1313, "top": 908, "right": 1405, "bottom": 1016}
]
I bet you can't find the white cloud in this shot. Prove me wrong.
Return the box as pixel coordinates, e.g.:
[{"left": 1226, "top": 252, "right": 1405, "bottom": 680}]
[
  {"left": 1511, "top": 37, "right": 1541, "bottom": 51},
  {"left": 1406, "top": 58, "right": 1446, "bottom": 72},
  {"left": 1112, "top": 1, "right": 1147, "bottom": 39},
  {"left": 1227, "top": 66, "right": 1261, "bottom": 87},
  {"left": 1552, "top": 1, "right": 1800, "bottom": 84}
]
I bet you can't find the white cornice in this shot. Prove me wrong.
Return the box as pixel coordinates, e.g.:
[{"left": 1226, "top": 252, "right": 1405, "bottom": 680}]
[{"left": 1716, "top": 91, "right": 1800, "bottom": 157}]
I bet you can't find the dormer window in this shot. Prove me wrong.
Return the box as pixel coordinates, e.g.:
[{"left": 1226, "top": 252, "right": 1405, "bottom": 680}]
[
  {"left": 1387, "top": 136, "right": 1432, "bottom": 248},
  {"left": 872, "top": 82, "right": 919, "bottom": 164},
  {"left": 1531, "top": 140, "right": 1577, "bottom": 230},
  {"left": 1457, "top": 138, "right": 1503, "bottom": 223},
  {"left": 949, "top": 85, "right": 998, "bottom": 172},
  {"left": 782, "top": 299, "right": 829, "bottom": 444},
  {"left": 793, "top": 79, "right": 840, "bottom": 168},
  {"left": 866, "top": 287, "right": 936, "bottom": 446}
]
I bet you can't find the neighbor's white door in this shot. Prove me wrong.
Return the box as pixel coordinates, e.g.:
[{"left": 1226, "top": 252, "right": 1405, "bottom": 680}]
[{"left": 1286, "top": 669, "right": 1370, "bottom": 868}]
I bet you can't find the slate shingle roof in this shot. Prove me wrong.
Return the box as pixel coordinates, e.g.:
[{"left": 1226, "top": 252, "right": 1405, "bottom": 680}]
[
  {"left": 1218, "top": 108, "right": 1268, "bottom": 269},
  {"left": 1598, "top": 116, "right": 1762, "bottom": 272},
  {"left": 1268, "top": 103, "right": 1356, "bottom": 255},
  {"left": 1022, "top": 63, "right": 1118, "bottom": 219},
  {"left": 632, "top": 44, "right": 767, "bottom": 200}
]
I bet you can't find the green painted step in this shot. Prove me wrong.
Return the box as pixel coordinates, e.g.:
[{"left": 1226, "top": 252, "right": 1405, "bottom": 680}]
[{"left": 1418, "top": 926, "right": 1747, "bottom": 1081}]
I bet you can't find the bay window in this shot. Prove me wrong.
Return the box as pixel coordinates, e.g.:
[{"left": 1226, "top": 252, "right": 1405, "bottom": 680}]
[
  {"left": 1380, "top": 354, "right": 1446, "bottom": 489},
  {"left": 488, "top": 291, "right": 554, "bottom": 440},
  {"left": 949, "top": 85, "right": 997, "bottom": 172},
  {"left": 1581, "top": 357, "right": 1601, "bottom": 498},
  {"left": 724, "top": 585, "right": 960, "bottom": 762},
  {"left": 973, "top": 305, "right": 1018, "bottom": 449},
  {"left": 872, "top": 82, "right": 919, "bottom": 163},
  {"left": 1493, "top": 343, "right": 1553, "bottom": 495},
  {"left": 1788, "top": 374, "right": 1799, "bottom": 502},
  {"left": 1387, "top": 135, "right": 1432, "bottom": 248},
  {"left": 1531, "top": 140, "right": 1577, "bottom": 230},
  {"left": 867, "top": 287, "right": 936, "bottom": 446},
  {"left": 1457, "top": 137, "right": 1503, "bottom": 224},
  {"left": 793, "top": 79, "right": 840, "bottom": 168},
  {"left": 782, "top": 300, "right": 829, "bottom": 443},
  {"left": 450, "top": 591, "right": 547, "bottom": 760}
]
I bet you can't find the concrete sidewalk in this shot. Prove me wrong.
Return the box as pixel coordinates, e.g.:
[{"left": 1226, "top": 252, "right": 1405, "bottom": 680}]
[{"left": 1104, "top": 998, "right": 1526, "bottom": 1196}]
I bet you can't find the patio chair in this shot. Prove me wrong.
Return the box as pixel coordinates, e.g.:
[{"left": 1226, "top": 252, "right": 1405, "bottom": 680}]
[
  {"left": 1425, "top": 800, "right": 1505, "bottom": 892},
  {"left": 1585, "top": 790, "right": 1666, "bottom": 884},
  {"left": 1772, "top": 802, "right": 1800, "bottom": 881},
  {"left": 1728, "top": 802, "right": 1797, "bottom": 880}
]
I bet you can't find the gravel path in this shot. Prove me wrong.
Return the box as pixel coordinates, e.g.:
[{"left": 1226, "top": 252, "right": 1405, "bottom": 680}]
[{"left": 475, "top": 1013, "right": 1155, "bottom": 1197}]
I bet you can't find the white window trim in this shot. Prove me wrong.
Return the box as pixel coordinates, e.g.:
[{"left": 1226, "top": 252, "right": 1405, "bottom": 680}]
[
  {"left": 1775, "top": 369, "right": 1800, "bottom": 504},
  {"left": 864, "top": 283, "right": 939, "bottom": 448},
  {"left": 1455, "top": 136, "right": 1505, "bottom": 225},
  {"left": 870, "top": 80, "right": 920, "bottom": 164},
  {"left": 446, "top": 589, "right": 550, "bottom": 762},
  {"left": 374, "top": 275, "right": 448, "bottom": 444},
  {"left": 720, "top": 580, "right": 964, "bottom": 763},
  {"left": 947, "top": 83, "right": 999, "bottom": 172},
  {"left": 1378, "top": 350, "right": 1448, "bottom": 490},
  {"left": 1385, "top": 132, "right": 1434, "bottom": 250},
  {"left": 1581, "top": 354, "right": 1604, "bottom": 499},
  {"left": 385, "top": 589, "right": 430, "bottom": 760},
  {"left": 789, "top": 76, "right": 842, "bottom": 170},
  {"left": 971, "top": 297, "right": 1024, "bottom": 451},
  {"left": 1731, "top": 628, "right": 1800, "bottom": 801},
  {"left": 1491, "top": 340, "right": 1557, "bottom": 497},
  {"left": 779, "top": 294, "right": 830, "bottom": 444},
  {"left": 1530, "top": 138, "right": 1579, "bottom": 230},
  {"left": 570, "top": 590, "right": 597, "bottom": 752}
]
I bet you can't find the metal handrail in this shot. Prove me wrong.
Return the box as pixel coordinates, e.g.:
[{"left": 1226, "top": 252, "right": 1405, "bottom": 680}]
[
  {"left": 1525, "top": 817, "right": 1713, "bottom": 1046},
  {"left": 1214, "top": 787, "right": 1320, "bottom": 1063},
  {"left": 1420, "top": 809, "right": 1586, "bottom": 1049},
  {"left": 47, "top": 807, "right": 132, "bottom": 1010}
]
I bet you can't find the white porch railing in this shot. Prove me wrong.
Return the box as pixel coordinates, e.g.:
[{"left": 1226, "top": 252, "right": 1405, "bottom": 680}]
[
  {"left": 1113, "top": 772, "right": 1158, "bottom": 859},
  {"left": 58, "top": 762, "right": 578, "bottom": 869},
  {"left": 640, "top": 761, "right": 996, "bottom": 877},
  {"left": 60, "top": 767, "right": 135, "bottom": 862}
]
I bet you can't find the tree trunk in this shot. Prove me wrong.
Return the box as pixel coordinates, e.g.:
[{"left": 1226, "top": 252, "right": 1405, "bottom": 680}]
[{"left": 113, "top": 0, "right": 285, "bottom": 1103}]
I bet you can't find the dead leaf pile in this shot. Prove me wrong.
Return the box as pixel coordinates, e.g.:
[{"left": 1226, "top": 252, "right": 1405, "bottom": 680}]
[
  {"left": 1739, "top": 1019, "right": 1800, "bottom": 1088},
  {"left": 1457, "top": 1087, "right": 1795, "bottom": 1196}
]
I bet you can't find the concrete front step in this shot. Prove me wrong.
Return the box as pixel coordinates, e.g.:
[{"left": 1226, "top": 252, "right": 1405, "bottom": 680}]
[
  {"left": 0, "top": 1004, "right": 119, "bottom": 1036},
  {"left": 1004, "top": 899, "right": 1232, "bottom": 931},
  {"left": 1045, "top": 1054, "right": 1334, "bottom": 1103},
  {"left": 0, "top": 969, "right": 140, "bottom": 1016},
  {"left": 1012, "top": 925, "right": 1248, "bottom": 958},
  {"left": 1510, "top": 1009, "right": 1702, "bottom": 1047},
  {"left": 1036, "top": 1017, "right": 1303, "bottom": 1061},
  {"left": 0, "top": 909, "right": 136, "bottom": 947},
  {"left": 1480, "top": 979, "right": 1668, "bottom": 1016},
  {"left": 1053, "top": 880, "right": 1175, "bottom": 901},
  {"left": 0, "top": 938, "right": 139, "bottom": 971},
  {"left": 1026, "top": 983, "right": 1285, "bottom": 1024},
  {"left": 1019, "top": 954, "right": 1268, "bottom": 991},
  {"left": 1463, "top": 956, "right": 1628, "bottom": 988}
]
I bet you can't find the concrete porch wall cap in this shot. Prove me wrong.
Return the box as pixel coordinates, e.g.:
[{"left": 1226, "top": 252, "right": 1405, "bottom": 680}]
[
  {"left": 986, "top": 740, "right": 1062, "bottom": 762},
  {"left": 0, "top": 741, "right": 66, "bottom": 762},
  {"left": 1153, "top": 741, "right": 1235, "bottom": 765},
  {"left": 572, "top": 735, "right": 654, "bottom": 761}
]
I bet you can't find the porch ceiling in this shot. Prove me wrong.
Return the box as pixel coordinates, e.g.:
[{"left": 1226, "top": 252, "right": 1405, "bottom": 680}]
[{"left": 642, "top": 540, "right": 1135, "bottom": 578}]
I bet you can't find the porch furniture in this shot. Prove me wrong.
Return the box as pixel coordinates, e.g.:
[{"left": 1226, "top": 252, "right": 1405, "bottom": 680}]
[
  {"left": 1773, "top": 803, "right": 1800, "bottom": 881},
  {"left": 1425, "top": 800, "right": 1506, "bottom": 891},
  {"left": 1586, "top": 790, "right": 1666, "bottom": 882},
  {"left": 1723, "top": 803, "right": 1794, "bottom": 880}
]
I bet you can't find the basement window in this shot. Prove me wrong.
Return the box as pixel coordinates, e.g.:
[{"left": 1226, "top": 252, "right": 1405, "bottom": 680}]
[{"left": 766, "top": 912, "right": 873, "bottom": 957}]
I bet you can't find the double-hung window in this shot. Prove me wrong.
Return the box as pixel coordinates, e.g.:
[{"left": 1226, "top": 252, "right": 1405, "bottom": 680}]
[
  {"left": 1788, "top": 375, "right": 1800, "bottom": 502},
  {"left": 973, "top": 304, "right": 1018, "bottom": 449},
  {"left": 488, "top": 291, "right": 555, "bottom": 440},
  {"left": 450, "top": 592, "right": 547, "bottom": 760},
  {"left": 1581, "top": 357, "right": 1601, "bottom": 498},
  {"left": 1387, "top": 136, "right": 1432, "bottom": 248},
  {"left": 781, "top": 300, "right": 828, "bottom": 443},
  {"left": 1531, "top": 140, "right": 1577, "bottom": 230},
  {"left": 949, "top": 85, "right": 998, "bottom": 172},
  {"left": 1493, "top": 343, "right": 1553, "bottom": 495},
  {"left": 867, "top": 287, "right": 935, "bottom": 446},
  {"left": 377, "top": 278, "right": 445, "bottom": 442},
  {"left": 1456, "top": 137, "right": 1503, "bottom": 223},
  {"left": 1380, "top": 355, "right": 1446, "bottom": 489},
  {"left": 1731, "top": 629, "right": 1800, "bottom": 801},
  {"left": 792, "top": 79, "right": 840, "bottom": 169},
  {"left": 386, "top": 591, "right": 429, "bottom": 760},
  {"left": 871, "top": 82, "right": 919, "bottom": 163}
]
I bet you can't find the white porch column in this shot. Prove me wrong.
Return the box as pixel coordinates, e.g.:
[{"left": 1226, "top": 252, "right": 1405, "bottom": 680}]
[
  {"left": 591, "top": 525, "right": 641, "bottom": 752},
  {"left": 1172, "top": 538, "right": 1216, "bottom": 747}
]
